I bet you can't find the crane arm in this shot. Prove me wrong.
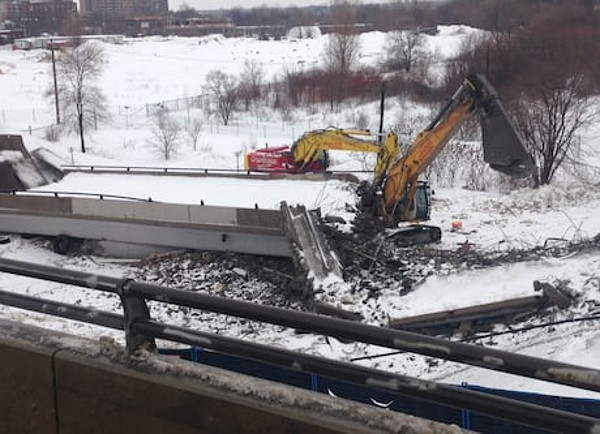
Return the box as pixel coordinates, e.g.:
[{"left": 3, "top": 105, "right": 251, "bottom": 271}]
[
  {"left": 291, "top": 128, "right": 401, "bottom": 176},
  {"left": 292, "top": 129, "right": 382, "bottom": 165}
]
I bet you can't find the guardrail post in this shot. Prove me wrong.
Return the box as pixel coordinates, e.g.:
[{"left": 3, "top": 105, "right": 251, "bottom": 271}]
[
  {"left": 117, "top": 279, "right": 156, "bottom": 353},
  {"left": 310, "top": 374, "right": 319, "bottom": 392},
  {"left": 460, "top": 382, "right": 471, "bottom": 430}
]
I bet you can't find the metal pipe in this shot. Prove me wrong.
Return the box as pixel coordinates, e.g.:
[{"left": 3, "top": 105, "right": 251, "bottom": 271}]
[
  {"left": 0, "top": 289, "right": 123, "bottom": 330},
  {"left": 127, "top": 281, "right": 600, "bottom": 394},
  {"left": 135, "top": 320, "right": 600, "bottom": 434},
  {"left": 378, "top": 81, "right": 386, "bottom": 142},
  {"left": 0, "top": 256, "right": 599, "bottom": 394},
  {"left": 0, "top": 258, "right": 123, "bottom": 294}
]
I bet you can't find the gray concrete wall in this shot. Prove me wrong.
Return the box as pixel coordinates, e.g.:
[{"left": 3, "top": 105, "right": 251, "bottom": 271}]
[
  {"left": 0, "top": 194, "right": 291, "bottom": 257},
  {"left": 0, "top": 194, "right": 284, "bottom": 231}
]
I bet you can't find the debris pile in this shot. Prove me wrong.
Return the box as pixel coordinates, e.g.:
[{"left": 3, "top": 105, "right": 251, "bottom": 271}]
[{"left": 130, "top": 222, "right": 600, "bottom": 340}]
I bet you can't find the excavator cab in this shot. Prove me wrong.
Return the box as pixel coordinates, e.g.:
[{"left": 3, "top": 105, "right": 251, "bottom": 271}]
[{"left": 402, "top": 182, "right": 431, "bottom": 221}]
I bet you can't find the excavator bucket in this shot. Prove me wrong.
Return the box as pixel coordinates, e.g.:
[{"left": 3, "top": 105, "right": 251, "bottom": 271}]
[
  {"left": 479, "top": 98, "right": 534, "bottom": 178},
  {"left": 474, "top": 76, "right": 535, "bottom": 178}
]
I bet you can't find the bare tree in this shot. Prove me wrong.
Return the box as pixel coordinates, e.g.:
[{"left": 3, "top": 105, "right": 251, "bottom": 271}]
[
  {"left": 55, "top": 41, "right": 108, "bottom": 152},
  {"left": 385, "top": 29, "right": 426, "bottom": 74},
  {"left": 324, "top": 1, "right": 361, "bottom": 105},
  {"left": 149, "top": 109, "right": 182, "bottom": 160},
  {"left": 513, "top": 76, "right": 595, "bottom": 186},
  {"left": 238, "top": 60, "right": 264, "bottom": 111},
  {"left": 185, "top": 117, "right": 202, "bottom": 151},
  {"left": 205, "top": 70, "right": 239, "bottom": 125},
  {"left": 444, "top": 2, "right": 600, "bottom": 188}
]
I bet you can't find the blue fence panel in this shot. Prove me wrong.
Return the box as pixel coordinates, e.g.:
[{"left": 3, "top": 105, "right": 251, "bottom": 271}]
[
  {"left": 160, "top": 347, "right": 314, "bottom": 390},
  {"left": 159, "top": 347, "right": 600, "bottom": 433},
  {"left": 462, "top": 385, "right": 600, "bottom": 433}
]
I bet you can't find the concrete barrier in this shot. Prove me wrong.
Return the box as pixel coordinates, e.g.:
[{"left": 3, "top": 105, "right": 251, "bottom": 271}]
[
  {"left": 0, "top": 194, "right": 291, "bottom": 258},
  {"left": 0, "top": 320, "right": 464, "bottom": 434}
]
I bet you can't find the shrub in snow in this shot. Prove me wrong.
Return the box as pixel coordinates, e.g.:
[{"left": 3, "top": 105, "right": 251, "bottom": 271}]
[
  {"left": 287, "top": 26, "right": 322, "bottom": 40},
  {"left": 44, "top": 125, "right": 60, "bottom": 142},
  {"left": 148, "top": 109, "right": 182, "bottom": 160}
]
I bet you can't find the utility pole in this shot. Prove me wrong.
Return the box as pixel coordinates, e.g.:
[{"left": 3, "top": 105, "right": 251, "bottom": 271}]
[
  {"left": 378, "top": 81, "right": 386, "bottom": 143},
  {"left": 77, "top": 102, "right": 85, "bottom": 153},
  {"left": 50, "top": 38, "right": 60, "bottom": 124}
]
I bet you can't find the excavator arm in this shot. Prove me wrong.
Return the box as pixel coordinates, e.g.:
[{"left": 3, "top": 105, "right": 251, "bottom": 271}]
[
  {"left": 291, "top": 128, "right": 400, "bottom": 175},
  {"left": 377, "top": 74, "right": 533, "bottom": 227}
]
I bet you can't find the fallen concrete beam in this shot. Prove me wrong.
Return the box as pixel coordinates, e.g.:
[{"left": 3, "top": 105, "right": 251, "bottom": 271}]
[
  {"left": 389, "top": 282, "right": 575, "bottom": 332},
  {"left": 281, "top": 201, "right": 343, "bottom": 286},
  {"left": 0, "top": 193, "right": 292, "bottom": 258},
  {"left": 389, "top": 295, "right": 544, "bottom": 331}
]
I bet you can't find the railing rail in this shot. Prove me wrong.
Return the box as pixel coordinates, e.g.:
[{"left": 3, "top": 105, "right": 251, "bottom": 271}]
[
  {"left": 0, "top": 256, "right": 598, "bottom": 433},
  {"left": 60, "top": 164, "right": 373, "bottom": 176}
]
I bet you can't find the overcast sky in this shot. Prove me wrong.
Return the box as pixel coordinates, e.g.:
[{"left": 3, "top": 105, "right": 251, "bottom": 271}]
[{"left": 169, "top": 0, "right": 396, "bottom": 12}]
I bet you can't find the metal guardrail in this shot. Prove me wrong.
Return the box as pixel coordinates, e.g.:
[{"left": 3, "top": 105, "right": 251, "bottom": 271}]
[
  {"left": 0, "top": 189, "right": 157, "bottom": 203},
  {"left": 60, "top": 164, "right": 372, "bottom": 178},
  {"left": 0, "top": 256, "right": 599, "bottom": 433},
  {"left": 62, "top": 164, "right": 259, "bottom": 176}
]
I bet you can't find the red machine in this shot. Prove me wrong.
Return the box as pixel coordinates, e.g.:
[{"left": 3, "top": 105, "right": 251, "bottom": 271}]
[{"left": 244, "top": 146, "right": 329, "bottom": 173}]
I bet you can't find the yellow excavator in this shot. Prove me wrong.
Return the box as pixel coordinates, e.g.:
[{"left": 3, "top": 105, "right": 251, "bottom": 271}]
[
  {"left": 358, "top": 73, "right": 533, "bottom": 242},
  {"left": 247, "top": 74, "right": 533, "bottom": 242},
  {"left": 244, "top": 127, "right": 398, "bottom": 174},
  {"left": 292, "top": 127, "right": 400, "bottom": 177}
]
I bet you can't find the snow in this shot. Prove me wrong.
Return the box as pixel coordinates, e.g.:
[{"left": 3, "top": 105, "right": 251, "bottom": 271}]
[
  {"left": 0, "top": 149, "right": 47, "bottom": 187},
  {"left": 0, "top": 27, "right": 599, "bottom": 401},
  {"left": 32, "top": 172, "right": 355, "bottom": 212}
]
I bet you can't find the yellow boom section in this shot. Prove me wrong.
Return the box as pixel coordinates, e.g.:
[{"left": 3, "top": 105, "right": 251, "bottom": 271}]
[
  {"left": 381, "top": 100, "right": 475, "bottom": 222},
  {"left": 291, "top": 128, "right": 400, "bottom": 177}
]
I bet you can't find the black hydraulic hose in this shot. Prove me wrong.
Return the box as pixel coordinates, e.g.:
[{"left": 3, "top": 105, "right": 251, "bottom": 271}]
[
  {"left": 351, "top": 315, "right": 600, "bottom": 361},
  {"left": 463, "top": 315, "right": 600, "bottom": 342}
]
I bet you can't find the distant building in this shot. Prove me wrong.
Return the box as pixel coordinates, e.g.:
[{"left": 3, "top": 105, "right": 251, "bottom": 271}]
[
  {"left": 5, "top": 0, "right": 78, "bottom": 36},
  {"left": 165, "top": 15, "right": 235, "bottom": 37},
  {"left": 2, "top": 0, "right": 246, "bottom": 38},
  {"left": 125, "top": 16, "right": 165, "bottom": 36},
  {"left": 79, "top": 0, "right": 167, "bottom": 18},
  {"left": 80, "top": 0, "right": 168, "bottom": 34},
  {"left": 0, "top": 20, "right": 23, "bottom": 44}
]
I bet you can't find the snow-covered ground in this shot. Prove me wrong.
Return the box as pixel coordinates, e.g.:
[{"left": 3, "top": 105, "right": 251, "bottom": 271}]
[{"left": 0, "top": 26, "right": 599, "bottom": 400}]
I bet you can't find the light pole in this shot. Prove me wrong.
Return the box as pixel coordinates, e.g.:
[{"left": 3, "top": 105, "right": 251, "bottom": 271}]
[
  {"left": 50, "top": 38, "right": 60, "bottom": 124},
  {"left": 77, "top": 102, "right": 85, "bottom": 153}
]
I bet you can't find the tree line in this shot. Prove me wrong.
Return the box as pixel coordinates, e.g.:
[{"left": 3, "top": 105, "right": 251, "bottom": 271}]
[{"left": 51, "top": 0, "right": 600, "bottom": 185}]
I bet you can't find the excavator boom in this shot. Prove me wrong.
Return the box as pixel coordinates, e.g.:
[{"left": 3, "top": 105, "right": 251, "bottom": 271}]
[
  {"left": 376, "top": 74, "right": 533, "bottom": 230},
  {"left": 244, "top": 128, "right": 400, "bottom": 174},
  {"left": 245, "top": 74, "right": 532, "bottom": 245}
]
